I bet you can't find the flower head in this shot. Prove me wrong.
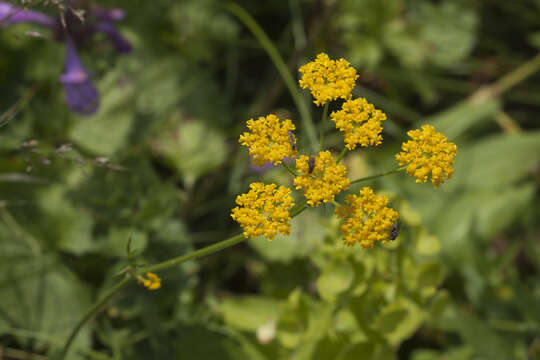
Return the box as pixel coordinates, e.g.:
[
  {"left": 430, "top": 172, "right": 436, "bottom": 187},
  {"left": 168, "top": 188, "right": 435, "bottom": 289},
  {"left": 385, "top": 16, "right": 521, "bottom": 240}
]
[
  {"left": 298, "top": 53, "right": 358, "bottom": 106},
  {"left": 142, "top": 272, "right": 161, "bottom": 290},
  {"left": 330, "top": 98, "right": 387, "bottom": 150},
  {"left": 239, "top": 114, "right": 297, "bottom": 167},
  {"left": 335, "top": 187, "right": 399, "bottom": 248},
  {"left": 231, "top": 182, "right": 294, "bottom": 240},
  {"left": 395, "top": 125, "right": 457, "bottom": 188},
  {"left": 294, "top": 151, "right": 350, "bottom": 206}
]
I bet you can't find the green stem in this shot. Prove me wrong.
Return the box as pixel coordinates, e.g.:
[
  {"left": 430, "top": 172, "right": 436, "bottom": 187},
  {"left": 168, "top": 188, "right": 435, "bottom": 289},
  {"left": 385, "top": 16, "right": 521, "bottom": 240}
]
[
  {"left": 224, "top": 2, "right": 317, "bottom": 152},
  {"left": 57, "top": 276, "right": 130, "bottom": 360},
  {"left": 59, "top": 198, "right": 309, "bottom": 359},
  {"left": 471, "top": 52, "right": 540, "bottom": 102},
  {"left": 336, "top": 148, "right": 348, "bottom": 164},
  {"left": 319, "top": 102, "right": 329, "bottom": 151},
  {"left": 142, "top": 234, "right": 246, "bottom": 273},
  {"left": 290, "top": 201, "right": 307, "bottom": 217},
  {"left": 350, "top": 166, "right": 406, "bottom": 185},
  {"left": 488, "top": 52, "right": 540, "bottom": 98},
  {"left": 282, "top": 161, "right": 298, "bottom": 176}
]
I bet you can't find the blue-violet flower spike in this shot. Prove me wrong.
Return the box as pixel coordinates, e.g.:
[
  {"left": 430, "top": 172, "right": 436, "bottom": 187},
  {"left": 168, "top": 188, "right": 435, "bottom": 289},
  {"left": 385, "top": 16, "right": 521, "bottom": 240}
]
[{"left": 60, "top": 37, "right": 99, "bottom": 115}]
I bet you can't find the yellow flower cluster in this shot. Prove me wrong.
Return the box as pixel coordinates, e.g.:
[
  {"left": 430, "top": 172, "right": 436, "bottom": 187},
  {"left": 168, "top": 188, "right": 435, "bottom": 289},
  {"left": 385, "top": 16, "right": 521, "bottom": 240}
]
[
  {"left": 299, "top": 53, "right": 359, "bottom": 106},
  {"left": 142, "top": 272, "right": 161, "bottom": 290},
  {"left": 294, "top": 151, "right": 350, "bottom": 206},
  {"left": 395, "top": 125, "right": 458, "bottom": 188},
  {"left": 231, "top": 182, "right": 294, "bottom": 240},
  {"left": 239, "top": 114, "right": 297, "bottom": 167},
  {"left": 335, "top": 187, "right": 399, "bottom": 249},
  {"left": 330, "top": 98, "right": 387, "bottom": 150}
]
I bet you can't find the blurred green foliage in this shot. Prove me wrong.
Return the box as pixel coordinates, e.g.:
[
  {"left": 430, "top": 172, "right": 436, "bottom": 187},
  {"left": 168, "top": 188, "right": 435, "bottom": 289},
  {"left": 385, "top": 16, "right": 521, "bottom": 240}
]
[{"left": 1, "top": 0, "right": 539, "bottom": 359}]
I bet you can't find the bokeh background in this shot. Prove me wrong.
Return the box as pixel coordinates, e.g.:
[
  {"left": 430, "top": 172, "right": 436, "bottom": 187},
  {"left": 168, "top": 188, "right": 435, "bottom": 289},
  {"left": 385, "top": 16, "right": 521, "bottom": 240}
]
[{"left": 1, "top": 0, "right": 539, "bottom": 359}]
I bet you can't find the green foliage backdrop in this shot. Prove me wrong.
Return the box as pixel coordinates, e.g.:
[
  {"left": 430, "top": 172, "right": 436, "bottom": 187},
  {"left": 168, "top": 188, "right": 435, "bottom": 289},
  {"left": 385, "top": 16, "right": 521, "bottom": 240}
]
[{"left": 0, "top": 0, "right": 539, "bottom": 359}]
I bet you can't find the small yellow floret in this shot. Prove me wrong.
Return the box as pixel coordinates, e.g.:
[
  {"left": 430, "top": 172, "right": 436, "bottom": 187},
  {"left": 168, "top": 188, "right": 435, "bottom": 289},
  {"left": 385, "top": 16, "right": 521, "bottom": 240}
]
[
  {"left": 231, "top": 182, "right": 294, "bottom": 240},
  {"left": 239, "top": 114, "right": 297, "bottom": 167},
  {"left": 299, "top": 53, "right": 359, "bottom": 106},
  {"left": 294, "top": 151, "right": 350, "bottom": 207},
  {"left": 330, "top": 98, "right": 387, "bottom": 150},
  {"left": 335, "top": 187, "right": 399, "bottom": 249},
  {"left": 142, "top": 272, "right": 161, "bottom": 290},
  {"left": 395, "top": 125, "right": 457, "bottom": 188}
]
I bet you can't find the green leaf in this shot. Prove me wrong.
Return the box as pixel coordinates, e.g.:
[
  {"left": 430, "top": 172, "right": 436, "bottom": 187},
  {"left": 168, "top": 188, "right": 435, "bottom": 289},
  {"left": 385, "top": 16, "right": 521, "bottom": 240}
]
[
  {"left": 249, "top": 211, "right": 325, "bottom": 263},
  {"left": 454, "top": 131, "right": 540, "bottom": 189},
  {"left": 417, "top": 263, "right": 444, "bottom": 297},
  {"left": 173, "top": 325, "right": 249, "bottom": 359},
  {"left": 38, "top": 185, "right": 95, "bottom": 255},
  {"left": 375, "top": 299, "right": 425, "bottom": 345},
  {"left": 316, "top": 260, "right": 355, "bottom": 301},
  {"left": 150, "top": 116, "right": 227, "bottom": 188},
  {"left": 417, "top": 2, "right": 478, "bottom": 67},
  {"left": 475, "top": 184, "right": 535, "bottom": 239},
  {"left": 220, "top": 296, "right": 280, "bottom": 332},
  {"left": 425, "top": 98, "right": 501, "bottom": 140},
  {"left": 415, "top": 229, "right": 441, "bottom": 256},
  {"left": 0, "top": 224, "right": 91, "bottom": 356}
]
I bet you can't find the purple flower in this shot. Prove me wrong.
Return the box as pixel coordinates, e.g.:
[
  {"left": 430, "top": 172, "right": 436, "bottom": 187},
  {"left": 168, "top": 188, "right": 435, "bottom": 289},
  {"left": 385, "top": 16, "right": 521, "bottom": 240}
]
[
  {"left": 0, "top": 2, "right": 55, "bottom": 27},
  {"left": 60, "top": 37, "right": 99, "bottom": 114},
  {"left": 0, "top": 1, "right": 132, "bottom": 115}
]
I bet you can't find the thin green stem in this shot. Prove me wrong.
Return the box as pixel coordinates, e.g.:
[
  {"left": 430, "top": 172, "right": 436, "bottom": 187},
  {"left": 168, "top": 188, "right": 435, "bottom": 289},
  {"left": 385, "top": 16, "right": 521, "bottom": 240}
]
[
  {"left": 319, "top": 102, "right": 329, "bottom": 151},
  {"left": 350, "top": 166, "right": 406, "bottom": 185},
  {"left": 57, "top": 276, "right": 131, "bottom": 360},
  {"left": 336, "top": 148, "right": 348, "bottom": 164},
  {"left": 290, "top": 201, "right": 307, "bottom": 217},
  {"left": 142, "top": 234, "right": 246, "bottom": 273},
  {"left": 282, "top": 161, "right": 298, "bottom": 176},
  {"left": 59, "top": 196, "right": 309, "bottom": 359},
  {"left": 224, "top": 2, "right": 317, "bottom": 152},
  {"left": 471, "top": 51, "right": 540, "bottom": 102}
]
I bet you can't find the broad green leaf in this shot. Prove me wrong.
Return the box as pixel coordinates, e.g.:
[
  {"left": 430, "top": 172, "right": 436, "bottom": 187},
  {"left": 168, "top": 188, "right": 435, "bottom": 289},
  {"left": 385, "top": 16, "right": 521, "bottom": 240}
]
[
  {"left": 475, "top": 185, "right": 535, "bottom": 239},
  {"left": 150, "top": 116, "right": 227, "bottom": 188},
  {"left": 290, "top": 301, "right": 335, "bottom": 360},
  {"left": 249, "top": 211, "right": 325, "bottom": 263},
  {"left": 454, "top": 131, "right": 540, "bottom": 189},
  {"left": 425, "top": 98, "right": 500, "bottom": 140},
  {"left": 0, "top": 224, "right": 91, "bottom": 357},
  {"left": 220, "top": 296, "right": 280, "bottom": 332},
  {"left": 98, "top": 227, "right": 147, "bottom": 258},
  {"left": 376, "top": 299, "right": 425, "bottom": 345},
  {"left": 415, "top": 229, "right": 441, "bottom": 256},
  {"left": 38, "top": 185, "right": 94, "bottom": 255},
  {"left": 173, "top": 325, "right": 249, "bottom": 360},
  {"left": 417, "top": 2, "right": 478, "bottom": 67},
  {"left": 316, "top": 260, "right": 355, "bottom": 301},
  {"left": 417, "top": 262, "right": 444, "bottom": 297},
  {"left": 70, "top": 68, "right": 136, "bottom": 155}
]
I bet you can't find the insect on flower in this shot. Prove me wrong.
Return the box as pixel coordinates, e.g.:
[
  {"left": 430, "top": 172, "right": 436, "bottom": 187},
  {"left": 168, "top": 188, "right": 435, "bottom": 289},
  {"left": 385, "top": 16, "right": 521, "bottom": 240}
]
[
  {"left": 390, "top": 221, "right": 400, "bottom": 240},
  {"left": 288, "top": 131, "right": 296, "bottom": 151},
  {"left": 308, "top": 155, "right": 316, "bottom": 174}
]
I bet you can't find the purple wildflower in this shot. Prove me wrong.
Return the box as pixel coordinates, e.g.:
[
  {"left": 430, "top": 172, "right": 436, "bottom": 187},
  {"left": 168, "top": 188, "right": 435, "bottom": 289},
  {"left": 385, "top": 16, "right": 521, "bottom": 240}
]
[
  {"left": 0, "top": 2, "right": 55, "bottom": 27},
  {"left": 0, "top": 1, "right": 132, "bottom": 115},
  {"left": 60, "top": 37, "right": 99, "bottom": 114}
]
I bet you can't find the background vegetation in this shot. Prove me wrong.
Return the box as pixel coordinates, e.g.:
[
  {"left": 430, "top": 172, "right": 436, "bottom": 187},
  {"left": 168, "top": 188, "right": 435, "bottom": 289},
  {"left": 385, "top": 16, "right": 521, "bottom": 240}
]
[{"left": 1, "top": 0, "right": 539, "bottom": 359}]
